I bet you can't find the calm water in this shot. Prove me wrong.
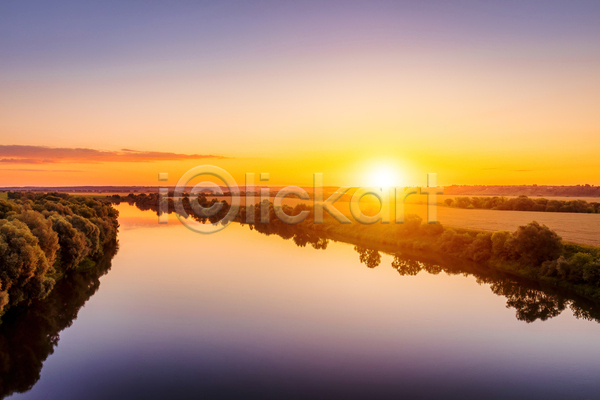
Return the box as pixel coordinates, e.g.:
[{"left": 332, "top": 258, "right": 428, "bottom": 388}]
[{"left": 3, "top": 204, "right": 600, "bottom": 399}]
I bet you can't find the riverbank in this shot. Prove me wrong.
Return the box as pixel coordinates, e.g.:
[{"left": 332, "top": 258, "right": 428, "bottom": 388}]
[{"left": 0, "top": 192, "right": 119, "bottom": 319}]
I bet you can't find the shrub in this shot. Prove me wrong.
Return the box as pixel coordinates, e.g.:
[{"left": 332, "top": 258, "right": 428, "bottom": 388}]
[
  {"left": 67, "top": 214, "right": 101, "bottom": 257},
  {"left": 421, "top": 221, "right": 444, "bottom": 236},
  {"left": 12, "top": 211, "right": 60, "bottom": 266},
  {"left": 507, "top": 222, "right": 563, "bottom": 267},
  {"left": 0, "top": 219, "right": 52, "bottom": 312},
  {"left": 48, "top": 215, "right": 88, "bottom": 271},
  {"left": 466, "top": 233, "right": 493, "bottom": 263},
  {"left": 583, "top": 261, "right": 600, "bottom": 286},
  {"left": 455, "top": 197, "right": 471, "bottom": 208},
  {"left": 0, "top": 199, "right": 20, "bottom": 219},
  {"left": 399, "top": 214, "right": 422, "bottom": 235},
  {"left": 491, "top": 231, "right": 512, "bottom": 260},
  {"left": 568, "top": 253, "right": 597, "bottom": 283}
]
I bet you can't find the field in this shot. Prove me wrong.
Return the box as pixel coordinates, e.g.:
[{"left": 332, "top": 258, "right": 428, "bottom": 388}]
[
  {"left": 420, "top": 205, "right": 600, "bottom": 246},
  {"left": 205, "top": 195, "right": 600, "bottom": 247},
  {"left": 359, "top": 202, "right": 600, "bottom": 246}
]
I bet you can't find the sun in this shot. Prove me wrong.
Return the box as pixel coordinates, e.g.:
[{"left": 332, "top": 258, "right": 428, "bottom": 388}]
[{"left": 369, "top": 166, "right": 402, "bottom": 188}]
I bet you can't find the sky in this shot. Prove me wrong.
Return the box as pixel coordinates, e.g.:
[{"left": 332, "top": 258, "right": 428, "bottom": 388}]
[{"left": 1, "top": 0, "right": 599, "bottom": 187}]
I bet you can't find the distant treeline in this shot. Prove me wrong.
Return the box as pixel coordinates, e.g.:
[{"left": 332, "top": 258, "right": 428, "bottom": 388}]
[
  {"left": 445, "top": 195, "right": 600, "bottom": 213},
  {"left": 116, "top": 193, "right": 600, "bottom": 300},
  {"left": 446, "top": 184, "right": 600, "bottom": 197},
  {"left": 0, "top": 192, "right": 119, "bottom": 318}
]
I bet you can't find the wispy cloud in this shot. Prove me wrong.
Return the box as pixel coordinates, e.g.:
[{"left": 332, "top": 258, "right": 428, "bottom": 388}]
[{"left": 0, "top": 145, "right": 228, "bottom": 164}]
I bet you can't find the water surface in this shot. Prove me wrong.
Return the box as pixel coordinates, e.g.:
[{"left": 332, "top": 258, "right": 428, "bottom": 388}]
[{"left": 4, "top": 204, "right": 600, "bottom": 399}]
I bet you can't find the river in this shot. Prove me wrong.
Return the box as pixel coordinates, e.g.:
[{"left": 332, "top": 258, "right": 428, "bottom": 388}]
[{"left": 3, "top": 204, "right": 600, "bottom": 399}]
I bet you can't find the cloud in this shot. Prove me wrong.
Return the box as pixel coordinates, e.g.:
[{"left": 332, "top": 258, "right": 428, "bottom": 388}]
[{"left": 0, "top": 145, "right": 228, "bottom": 164}]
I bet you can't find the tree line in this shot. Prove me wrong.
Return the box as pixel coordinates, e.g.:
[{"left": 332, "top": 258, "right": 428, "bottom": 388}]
[
  {"left": 0, "top": 192, "right": 119, "bottom": 318},
  {"left": 444, "top": 195, "right": 600, "bottom": 213},
  {"left": 445, "top": 184, "right": 600, "bottom": 197}
]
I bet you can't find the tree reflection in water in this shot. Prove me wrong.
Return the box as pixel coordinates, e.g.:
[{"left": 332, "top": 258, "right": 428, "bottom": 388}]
[
  {"left": 127, "top": 199, "right": 600, "bottom": 325},
  {"left": 248, "top": 213, "right": 600, "bottom": 325},
  {"left": 0, "top": 243, "right": 118, "bottom": 399},
  {"left": 354, "top": 246, "right": 382, "bottom": 269}
]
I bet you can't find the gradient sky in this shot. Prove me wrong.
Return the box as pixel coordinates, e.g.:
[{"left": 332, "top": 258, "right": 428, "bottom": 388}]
[{"left": 1, "top": 0, "right": 599, "bottom": 187}]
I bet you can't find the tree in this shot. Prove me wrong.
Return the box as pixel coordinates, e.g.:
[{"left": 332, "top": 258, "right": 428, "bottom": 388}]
[
  {"left": 67, "top": 214, "right": 101, "bottom": 257},
  {"left": 507, "top": 222, "right": 563, "bottom": 267},
  {"left": 491, "top": 231, "right": 512, "bottom": 260},
  {"left": 0, "top": 199, "right": 20, "bottom": 219},
  {"left": 466, "top": 233, "right": 493, "bottom": 263},
  {"left": 12, "top": 211, "right": 60, "bottom": 266},
  {"left": 48, "top": 215, "right": 88, "bottom": 271},
  {"left": 0, "top": 219, "right": 52, "bottom": 312}
]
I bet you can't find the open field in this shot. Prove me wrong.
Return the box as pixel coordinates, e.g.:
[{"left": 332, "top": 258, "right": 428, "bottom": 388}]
[
  {"left": 359, "top": 203, "right": 600, "bottom": 246},
  {"left": 201, "top": 195, "right": 600, "bottom": 246},
  {"left": 429, "top": 205, "right": 600, "bottom": 246},
  {"left": 359, "top": 202, "right": 600, "bottom": 247}
]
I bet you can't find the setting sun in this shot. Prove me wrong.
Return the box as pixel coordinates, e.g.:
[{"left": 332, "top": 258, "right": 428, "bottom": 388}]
[{"left": 369, "top": 166, "right": 402, "bottom": 188}]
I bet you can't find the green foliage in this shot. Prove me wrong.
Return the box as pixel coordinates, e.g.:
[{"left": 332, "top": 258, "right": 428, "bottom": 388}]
[
  {"left": 422, "top": 221, "right": 444, "bottom": 236},
  {"left": 11, "top": 211, "right": 60, "bottom": 266},
  {"left": 0, "top": 200, "right": 20, "bottom": 220},
  {"left": 67, "top": 214, "right": 101, "bottom": 257},
  {"left": 0, "top": 219, "right": 51, "bottom": 313},
  {"left": 48, "top": 214, "right": 88, "bottom": 272},
  {"left": 466, "top": 233, "right": 493, "bottom": 263},
  {"left": 449, "top": 194, "right": 599, "bottom": 214},
  {"left": 0, "top": 193, "right": 119, "bottom": 316},
  {"left": 454, "top": 197, "right": 472, "bottom": 208},
  {"left": 507, "top": 221, "right": 563, "bottom": 267},
  {"left": 491, "top": 231, "right": 512, "bottom": 259}
]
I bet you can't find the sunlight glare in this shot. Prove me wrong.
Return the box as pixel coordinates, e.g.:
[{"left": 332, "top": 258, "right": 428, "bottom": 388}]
[{"left": 369, "top": 167, "right": 402, "bottom": 188}]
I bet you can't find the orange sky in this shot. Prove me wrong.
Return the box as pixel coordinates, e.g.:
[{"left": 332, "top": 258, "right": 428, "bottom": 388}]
[{"left": 1, "top": 2, "right": 599, "bottom": 187}]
